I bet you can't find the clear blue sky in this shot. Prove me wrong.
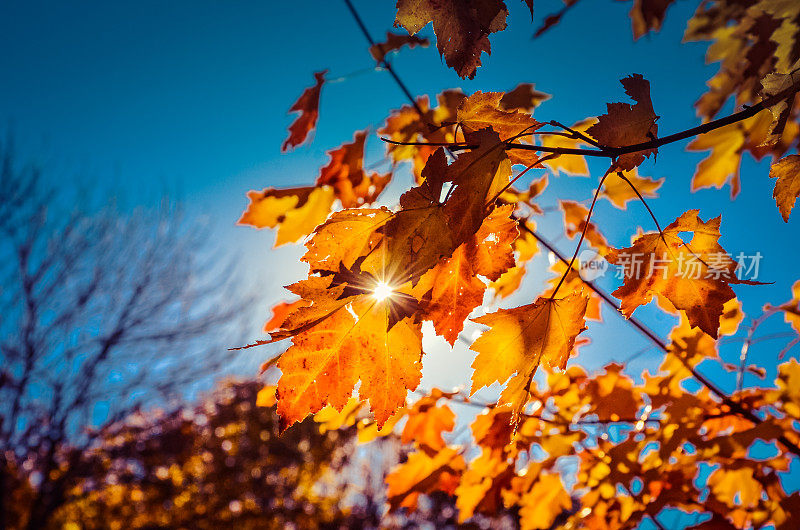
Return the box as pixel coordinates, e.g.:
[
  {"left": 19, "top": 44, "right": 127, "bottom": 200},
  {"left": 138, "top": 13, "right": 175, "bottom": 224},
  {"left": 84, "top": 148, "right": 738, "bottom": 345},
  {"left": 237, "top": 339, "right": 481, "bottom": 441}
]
[{"left": 3, "top": 0, "right": 799, "bottom": 437}]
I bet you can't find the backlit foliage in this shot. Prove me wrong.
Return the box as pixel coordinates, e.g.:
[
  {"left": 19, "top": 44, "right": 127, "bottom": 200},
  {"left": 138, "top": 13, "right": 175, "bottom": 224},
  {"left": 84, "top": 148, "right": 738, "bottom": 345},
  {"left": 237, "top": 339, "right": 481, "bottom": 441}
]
[{"left": 237, "top": 1, "right": 800, "bottom": 528}]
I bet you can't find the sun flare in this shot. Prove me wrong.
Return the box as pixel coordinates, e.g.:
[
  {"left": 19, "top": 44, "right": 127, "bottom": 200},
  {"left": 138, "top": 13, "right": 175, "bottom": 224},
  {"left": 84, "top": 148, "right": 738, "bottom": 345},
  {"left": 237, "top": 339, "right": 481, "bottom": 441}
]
[{"left": 372, "top": 281, "right": 394, "bottom": 302}]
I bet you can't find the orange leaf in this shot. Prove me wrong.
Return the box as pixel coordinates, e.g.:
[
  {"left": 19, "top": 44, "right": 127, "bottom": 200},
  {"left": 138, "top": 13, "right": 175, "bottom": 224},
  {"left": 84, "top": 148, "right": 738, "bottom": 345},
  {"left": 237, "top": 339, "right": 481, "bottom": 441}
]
[
  {"left": 600, "top": 169, "right": 664, "bottom": 210},
  {"left": 369, "top": 31, "right": 429, "bottom": 63},
  {"left": 770, "top": 154, "right": 800, "bottom": 222},
  {"left": 587, "top": 74, "right": 659, "bottom": 170},
  {"left": 282, "top": 70, "right": 326, "bottom": 152},
  {"left": 394, "top": 0, "right": 508, "bottom": 79},
  {"left": 458, "top": 91, "right": 542, "bottom": 141},
  {"left": 237, "top": 186, "right": 335, "bottom": 247},
  {"left": 607, "top": 210, "right": 749, "bottom": 338},
  {"left": 276, "top": 294, "right": 423, "bottom": 430},
  {"left": 414, "top": 205, "right": 518, "bottom": 344},
  {"left": 316, "top": 130, "right": 391, "bottom": 208},
  {"left": 385, "top": 446, "right": 465, "bottom": 511},
  {"left": 470, "top": 292, "right": 589, "bottom": 426}
]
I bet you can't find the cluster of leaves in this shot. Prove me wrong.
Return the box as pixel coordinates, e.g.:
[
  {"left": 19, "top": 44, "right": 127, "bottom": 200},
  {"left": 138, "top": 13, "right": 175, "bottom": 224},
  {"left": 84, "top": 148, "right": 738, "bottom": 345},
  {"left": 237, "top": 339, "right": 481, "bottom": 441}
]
[
  {"left": 8, "top": 381, "right": 357, "bottom": 530},
  {"left": 237, "top": 2, "right": 800, "bottom": 528}
]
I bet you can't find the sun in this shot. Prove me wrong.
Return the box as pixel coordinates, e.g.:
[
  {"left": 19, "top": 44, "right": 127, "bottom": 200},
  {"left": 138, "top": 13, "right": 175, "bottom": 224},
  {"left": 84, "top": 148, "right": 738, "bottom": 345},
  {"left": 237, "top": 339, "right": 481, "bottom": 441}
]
[{"left": 372, "top": 280, "right": 394, "bottom": 302}]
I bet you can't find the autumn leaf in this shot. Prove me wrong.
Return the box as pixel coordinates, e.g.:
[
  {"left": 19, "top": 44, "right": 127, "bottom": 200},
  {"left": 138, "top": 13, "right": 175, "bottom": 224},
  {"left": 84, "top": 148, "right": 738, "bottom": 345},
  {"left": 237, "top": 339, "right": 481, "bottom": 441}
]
[
  {"left": 263, "top": 299, "right": 310, "bottom": 333},
  {"left": 769, "top": 154, "right": 800, "bottom": 222},
  {"left": 394, "top": 0, "right": 508, "bottom": 79},
  {"left": 687, "top": 111, "right": 798, "bottom": 198},
  {"left": 499, "top": 83, "right": 551, "bottom": 112},
  {"left": 363, "top": 133, "right": 511, "bottom": 285},
  {"left": 369, "top": 31, "right": 429, "bottom": 63},
  {"left": 538, "top": 118, "right": 594, "bottom": 176},
  {"left": 489, "top": 221, "right": 539, "bottom": 299},
  {"left": 759, "top": 59, "right": 800, "bottom": 144},
  {"left": 600, "top": 169, "right": 664, "bottom": 209},
  {"left": 385, "top": 446, "right": 465, "bottom": 511},
  {"left": 470, "top": 292, "right": 589, "bottom": 426},
  {"left": 607, "top": 210, "right": 750, "bottom": 338},
  {"left": 276, "top": 292, "right": 423, "bottom": 430},
  {"left": 238, "top": 186, "right": 335, "bottom": 246},
  {"left": 541, "top": 260, "right": 603, "bottom": 321},
  {"left": 587, "top": 74, "right": 659, "bottom": 170},
  {"left": 560, "top": 200, "right": 610, "bottom": 254},
  {"left": 414, "top": 205, "right": 518, "bottom": 344},
  {"left": 455, "top": 450, "right": 515, "bottom": 522},
  {"left": 401, "top": 394, "right": 456, "bottom": 450},
  {"left": 458, "top": 91, "right": 543, "bottom": 140},
  {"left": 301, "top": 207, "right": 393, "bottom": 272},
  {"left": 630, "top": 0, "right": 676, "bottom": 39},
  {"left": 282, "top": 70, "right": 326, "bottom": 152},
  {"left": 517, "top": 473, "right": 572, "bottom": 530},
  {"left": 316, "top": 130, "right": 391, "bottom": 208}
]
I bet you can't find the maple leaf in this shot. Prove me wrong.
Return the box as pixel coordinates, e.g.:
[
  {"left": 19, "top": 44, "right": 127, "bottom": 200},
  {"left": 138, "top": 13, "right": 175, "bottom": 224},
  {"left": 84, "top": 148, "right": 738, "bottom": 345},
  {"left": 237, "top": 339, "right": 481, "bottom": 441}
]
[
  {"left": 301, "top": 207, "right": 393, "bottom": 273},
  {"left": 687, "top": 111, "right": 798, "bottom": 198},
  {"left": 489, "top": 222, "right": 539, "bottom": 299},
  {"left": 541, "top": 260, "right": 602, "bottom": 321},
  {"left": 413, "top": 205, "right": 518, "bottom": 344},
  {"left": 606, "top": 210, "right": 751, "bottom": 338},
  {"left": 760, "top": 59, "right": 800, "bottom": 144},
  {"left": 458, "top": 91, "right": 543, "bottom": 140},
  {"left": 600, "top": 169, "right": 665, "bottom": 209},
  {"left": 316, "top": 130, "right": 391, "bottom": 208},
  {"left": 499, "top": 83, "right": 551, "bottom": 112},
  {"left": 401, "top": 393, "right": 456, "bottom": 450},
  {"left": 455, "top": 450, "right": 515, "bottom": 522},
  {"left": 560, "top": 200, "right": 610, "bottom": 254},
  {"left": 282, "top": 70, "right": 326, "bottom": 152},
  {"left": 394, "top": 0, "right": 509, "bottom": 79},
  {"left": 470, "top": 292, "right": 589, "bottom": 427},
  {"left": 369, "top": 31, "right": 429, "bottom": 63},
  {"left": 276, "top": 292, "right": 423, "bottom": 430},
  {"left": 587, "top": 74, "right": 659, "bottom": 170},
  {"left": 517, "top": 473, "right": 572, "bottom": 530},
  {"left": 263, "top": 299, "right": 310, "bottom": 333},
  {"left": 769, "top": 154, "right": 800, "bottom": 222},
  {"left": 538, "top": 118, "right": 595, "bottom": 176},
  {"left": 630, "top": 0, "right": 677, "bottom": 39},
  {"left": 363, "top": 133, "right": 511, "bottom": 285},
  {"left": 238, "top": 186, "right": 335, "bottom": 246},
  {"left": 385, "top": 446, "right": 465, "bottom": 511}
]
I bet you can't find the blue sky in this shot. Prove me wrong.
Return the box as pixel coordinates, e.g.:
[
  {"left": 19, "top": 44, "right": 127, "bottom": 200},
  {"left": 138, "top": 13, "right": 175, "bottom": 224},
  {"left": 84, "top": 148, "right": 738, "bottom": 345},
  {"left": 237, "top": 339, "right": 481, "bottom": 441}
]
[{"left": 3, "top": 0, "right": 799, "bottom": 432}]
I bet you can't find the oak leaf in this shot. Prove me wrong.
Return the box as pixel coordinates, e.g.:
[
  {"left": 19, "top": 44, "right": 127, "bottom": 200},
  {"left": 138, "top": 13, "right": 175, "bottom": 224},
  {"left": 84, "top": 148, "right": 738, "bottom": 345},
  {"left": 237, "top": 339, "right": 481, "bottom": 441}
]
[
  {"left": 769, "top": 154, "right": 800, "bottom": 222},
  {"left": 394, "top": 0, "right": 508, "bottom": 79},
  {"left": 470, "top": 292, "right": 589, "bottom": 427},
  {"left": 282, "top": 70, "right": 326, "bottom": 152},
  {"left": 587, "top": 74, "right": 659, "bottom": 170},
  {"left": 607, "top": 210, "right": 749, "bottom": 338}
]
